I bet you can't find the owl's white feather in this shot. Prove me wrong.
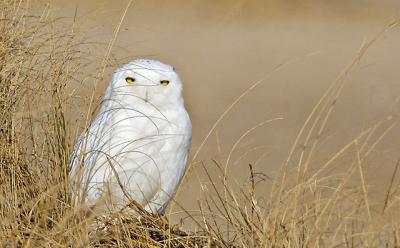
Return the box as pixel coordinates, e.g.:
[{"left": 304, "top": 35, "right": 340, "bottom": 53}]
[{"left": 71, "top": 59, "right": 192, "bottom": 214}]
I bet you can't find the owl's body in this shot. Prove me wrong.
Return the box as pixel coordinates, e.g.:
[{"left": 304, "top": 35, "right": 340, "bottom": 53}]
[{"left": 71, "top": 59, "right": 191, "bottom": 214}]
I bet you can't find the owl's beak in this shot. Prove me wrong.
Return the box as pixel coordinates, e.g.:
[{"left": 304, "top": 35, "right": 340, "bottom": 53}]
[{"left": 145, "top": 89, "right": 149, "bottom": 103}]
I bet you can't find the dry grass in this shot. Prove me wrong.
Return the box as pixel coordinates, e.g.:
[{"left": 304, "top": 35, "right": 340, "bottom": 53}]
[{"left": 1, "top": 0, "right": 400, "bottom": 247}]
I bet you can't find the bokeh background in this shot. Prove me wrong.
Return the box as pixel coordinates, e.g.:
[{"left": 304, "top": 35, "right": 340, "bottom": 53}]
[{"left": 42, "top": 0, "right": 400, "bottom": 221}]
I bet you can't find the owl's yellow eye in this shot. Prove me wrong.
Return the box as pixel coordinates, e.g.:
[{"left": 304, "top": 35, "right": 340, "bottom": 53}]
[
  {"left": 160, "top": 80, "right": 170, "bottom": 86},
  {"left": 125, "top": 77, "right": 135, "bottom": 84}
]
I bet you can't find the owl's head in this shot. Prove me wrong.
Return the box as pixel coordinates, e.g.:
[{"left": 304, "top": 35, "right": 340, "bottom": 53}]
[{"left": 109, "top": 59, "right": 184, "bottom": 107}]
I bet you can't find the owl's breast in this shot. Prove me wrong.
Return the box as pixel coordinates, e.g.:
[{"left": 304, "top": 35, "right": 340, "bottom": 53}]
[{"left": 106, "top": 104, "right": 191, "bottom": 159}]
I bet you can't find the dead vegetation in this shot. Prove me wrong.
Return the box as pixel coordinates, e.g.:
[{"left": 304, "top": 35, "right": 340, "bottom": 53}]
[{"left": 0, "top": 0, "right": 400, "bottom": 247}]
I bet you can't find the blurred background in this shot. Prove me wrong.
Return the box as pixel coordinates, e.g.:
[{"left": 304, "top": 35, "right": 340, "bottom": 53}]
[{"left": 43, "top": 0, "right": 400, "bottom": 221}]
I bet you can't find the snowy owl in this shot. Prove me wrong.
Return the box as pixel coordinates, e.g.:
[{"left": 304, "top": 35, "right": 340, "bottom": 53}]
[{"left": 70, "top": 59, "right": 192, "bottom": 215}]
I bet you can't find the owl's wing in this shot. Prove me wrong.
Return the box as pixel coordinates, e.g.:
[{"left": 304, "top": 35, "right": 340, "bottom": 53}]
[{"left": 70, "top": 108, "right": 171, "bottom": 208}]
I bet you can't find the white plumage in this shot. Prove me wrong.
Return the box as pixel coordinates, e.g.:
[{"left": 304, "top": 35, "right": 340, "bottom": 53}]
[{"left": 71, "top": 59, "right": 192, "bottom": 214}]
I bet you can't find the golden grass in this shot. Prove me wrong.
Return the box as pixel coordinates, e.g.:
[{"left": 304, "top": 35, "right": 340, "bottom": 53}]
[{"left": 1, "top": 0, "right": 400, "bottom": 247}]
